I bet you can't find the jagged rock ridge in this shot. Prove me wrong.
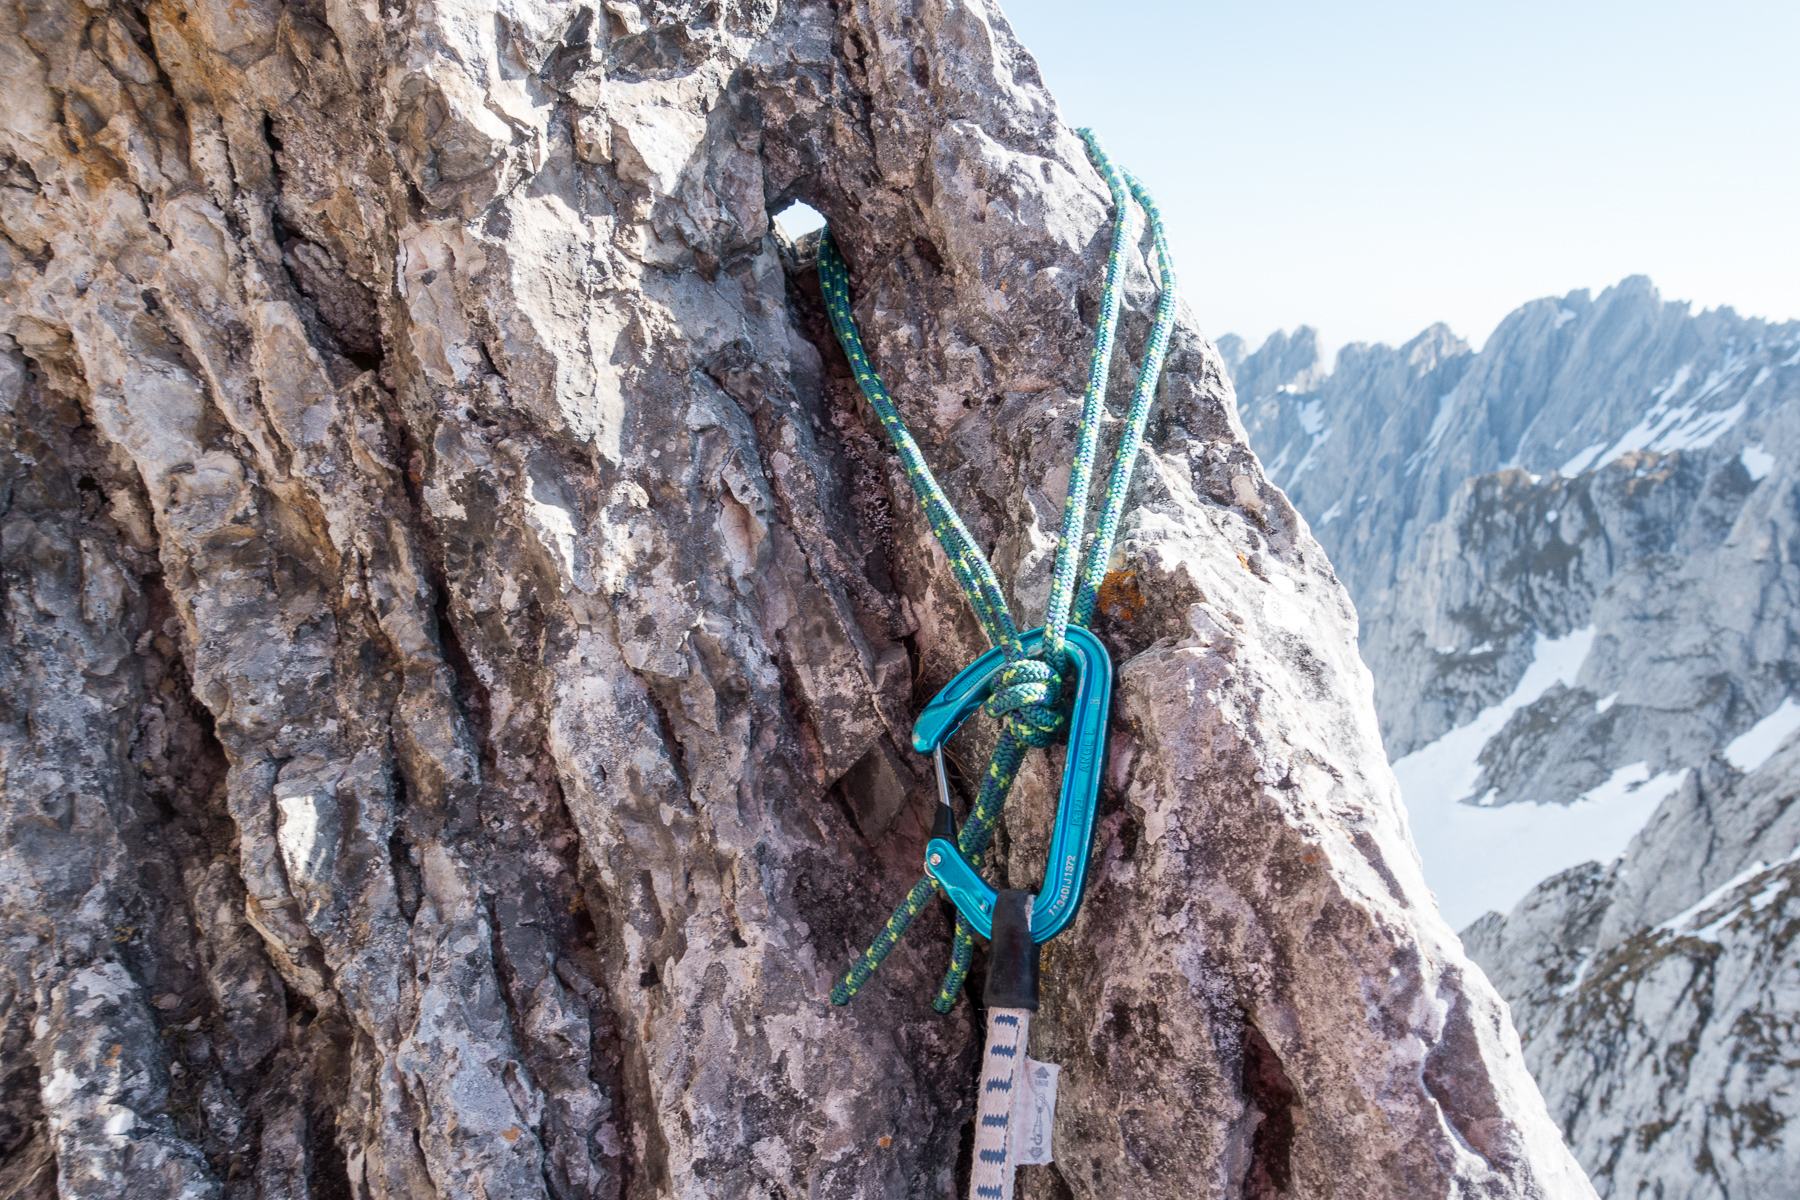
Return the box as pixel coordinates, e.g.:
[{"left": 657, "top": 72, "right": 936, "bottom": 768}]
[
  {"left": 1235, "top": 278, "right": 1799, "bottom": 760},
  {"left": 1235, "top": 281, "right": 1800, "bottom": 1197},
  {"left": 1463, "top": 739, "right": 1800, "bottom": 1199},
  {"left": 0, "top": 0, "right": 1591, "bottom": 1197}
]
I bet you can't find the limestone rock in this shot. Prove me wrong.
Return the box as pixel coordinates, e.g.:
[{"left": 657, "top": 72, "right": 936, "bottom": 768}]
[
  {"left": 1465, "top": 746, "right": 1800, "bottom": 1198},
  {"left": 1237, "top": 281, "right": 1800, "bottom": 1194},
  {"left": 0, "top": 1, "right": 1587, "bottom": 1196},
  {"left": 1237, "top": 279, "right": 1799, "bottom": 762}
]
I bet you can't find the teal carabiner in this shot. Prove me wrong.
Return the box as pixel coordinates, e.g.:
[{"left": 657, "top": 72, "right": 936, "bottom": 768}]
[{"left": 916, "top": 626, "right": 1112, "bottom": 943}]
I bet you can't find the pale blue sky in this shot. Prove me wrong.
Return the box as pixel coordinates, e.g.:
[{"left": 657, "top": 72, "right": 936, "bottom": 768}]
[
  {"left": 775, "top": 1, "right": 1789, "bottom": 359},
  {"left": 1001, "top": 0, "right": 1799, "bottom": 354}
]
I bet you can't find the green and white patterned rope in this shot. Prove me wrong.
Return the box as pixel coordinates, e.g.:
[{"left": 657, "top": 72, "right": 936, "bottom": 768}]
[
  {"left": 822, "top": 129, "right": 1178, "bottom": 1010},
  {"left": 1071, "top": 169, "right": 1179, "bottom": 627},
  {"left": 1039, "top": 130, "right": 1137, "bottom": 681},
  {"left": 929, "top": 166, "right": 1179, "bottom": 1012}
]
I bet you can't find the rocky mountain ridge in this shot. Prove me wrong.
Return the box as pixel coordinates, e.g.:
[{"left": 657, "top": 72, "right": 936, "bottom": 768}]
[
  {"left": 0, "top": 0, "right": 1589, "bottom": 1196},
  {"left": 1236, "top": 277, "right": 1799, "bottom": 756},
  {"left": 1235, "top": 278, "right": 1800, "bottom": 1197}
]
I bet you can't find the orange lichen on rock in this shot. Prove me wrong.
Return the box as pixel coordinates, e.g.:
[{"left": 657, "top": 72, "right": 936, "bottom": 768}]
[{"left": 1096, "top": 570, "right": 1146, "bottom": 623}]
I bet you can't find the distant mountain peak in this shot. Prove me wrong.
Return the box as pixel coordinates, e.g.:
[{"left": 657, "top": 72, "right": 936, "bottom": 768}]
[{"left": 1240, "top": 277, "right": 1800, "bottom": 1196}]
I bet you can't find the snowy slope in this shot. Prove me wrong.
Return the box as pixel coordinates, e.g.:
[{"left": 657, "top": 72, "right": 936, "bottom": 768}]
[
  {"left": 1235, "top": 279, "right": 1800, "bottom": 915},
  {"left": 1463, "top": 739, "right": 1800, "bottom": 1198},
  {"left": 1392, "top": 628, "right": 1685, "bottom": 927},
  {"left": 1235, "top": 279, "right": 1800, "bottom": 1194}
]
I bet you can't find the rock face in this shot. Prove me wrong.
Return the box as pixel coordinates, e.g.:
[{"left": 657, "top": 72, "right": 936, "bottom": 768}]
[
  {"left": 1461, "top": 741, "right": 1800, "bottom": 1200},
  {"left": 1235, "top": 283, "right": 1800, "bottom": 1195},
  {"left": 1236, "top": 279, "right": 1799, "bottom": 763},
  {"left": 0, "top": 0, "right": 1590, "bottom": 1197}
]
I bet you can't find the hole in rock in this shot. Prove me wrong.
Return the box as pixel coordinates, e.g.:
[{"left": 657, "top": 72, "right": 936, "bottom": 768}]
[{"left": 773, "top": 201, "right": 826, "bottom": 242}]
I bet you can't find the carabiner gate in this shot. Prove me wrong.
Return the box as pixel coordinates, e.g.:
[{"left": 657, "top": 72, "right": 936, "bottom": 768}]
[{"left": 916, "top": 626, "right": 1112, "bottom": 943}]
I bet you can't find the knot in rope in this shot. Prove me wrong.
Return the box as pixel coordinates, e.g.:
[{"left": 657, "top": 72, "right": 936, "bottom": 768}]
[
  {"left": 980, "top": 657, "right": 1067, "bottom": 748},
  {"left": 819, "top": 128, "right": 1179, "bottom": 1012}
]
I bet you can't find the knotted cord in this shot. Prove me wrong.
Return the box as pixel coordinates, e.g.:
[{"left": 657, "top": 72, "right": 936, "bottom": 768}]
[{"left": 821, "top": 129, "right": 1178, "bottom": 1010}]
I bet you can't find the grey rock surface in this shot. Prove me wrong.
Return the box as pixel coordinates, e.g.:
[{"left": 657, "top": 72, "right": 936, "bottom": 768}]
[
  {"left": 1372, "top": 440, "right": 1799, "bottom": 809},
  {"left": 1464, "top": 744, "right": 1800, "bottom": 1199},
  {"left": 1236, "top": 282, "right": 1800, "bottom": 1196},
  {"left": 1238, "top": 280, "right": 1799, "bottom": 758},
  {"left": 0, "top": 0, "right": 1590, "bottom": 1196}
]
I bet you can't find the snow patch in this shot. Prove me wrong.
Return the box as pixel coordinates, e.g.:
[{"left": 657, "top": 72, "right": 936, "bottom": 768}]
[
  {"left": 1559, "top": 441, "right": 1608, "bottom": 476},
  {"left": 1399, "top": 756, "right": 1681, "bottom": 930},
  {"left": 1724, "top": 698, "right": 1800, "bottom": 772},
  {"left": 1740, "top": 443, "right": 1775, "bottom": 482},
  {"left": 1659, "top": 362, "right": 1695, "bottom": 399},
  {"left": 1580, "top": 761, "right": 1684, "bottom": 808},
  {"left": 1264, "top": 443, "right": 1293, "bottom": 481},
  {"left": 1599, "top": 359, "right": 1752, "bottom": 463},
  {"left": 1407, "top": 390, "right": 1461, "bottom": 476},
  {"left": 1286, "top": 403, "right": 1333, "bottom": 484},
  {"left": 1394, "top": 626, "right": 1597, "bottom": 803},
  {"left": 1556, "top": 946, "right": 1597, "bottom": 996},
  {"left": 1391, "top": 627, "right": 1693, "bottom": 927},
  {"left": 1656, "top": 845, "right": 1800, "bottom": 942},
  {"left": 1296, "top": 399, "right": 1327, "bottom": 437},
  {"left": 1749, "top": 875, "right": 1788, "bottom": 913},
  {"left": 1603, "top": 400, "right": 1746, "bottom": 460},
  {"left": 1425, "top": 391, "right": 1458, "bottom": 448},
  {"left": 1554, "top": 308, "right": 1578, "bottom": 329},
  {"left": 1596, "top": 692, "right": 1619, "bottom": 714},
  {"left": 1316, "top": 498, "right": 1344, "bottom": 526},
  {"left": 1287, "top": 431, "right": 1331, "bottom": 483},
  {"left": 1437, "top": 642, "right": 1494, "bottom": 655}
]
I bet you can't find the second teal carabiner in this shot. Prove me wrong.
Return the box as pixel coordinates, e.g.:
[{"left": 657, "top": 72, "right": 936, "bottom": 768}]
[{"left": 916, "top": 626, "right": 1112, "bottom": 943}]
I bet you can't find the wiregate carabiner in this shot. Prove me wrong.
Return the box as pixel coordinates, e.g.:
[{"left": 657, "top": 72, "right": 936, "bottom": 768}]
[{"left": 915, "top": 626, "right": 1112, "bottom": 943}]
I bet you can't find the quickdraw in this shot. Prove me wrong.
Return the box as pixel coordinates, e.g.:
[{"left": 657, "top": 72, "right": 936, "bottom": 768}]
[
  {"left": 916, "top": 625, "right": 1112, "bottom": 944},
  {"left": 817, "top": 127, "right": 1177, "bottom": 1199}
]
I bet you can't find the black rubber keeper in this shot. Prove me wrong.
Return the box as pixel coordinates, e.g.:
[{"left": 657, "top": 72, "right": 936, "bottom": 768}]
[
  {"left": 931, "top": 802, "right": 956, "bottom": 843},
  {"left": 983, "top": 889, "right": 1040, "bottom": 1012}
]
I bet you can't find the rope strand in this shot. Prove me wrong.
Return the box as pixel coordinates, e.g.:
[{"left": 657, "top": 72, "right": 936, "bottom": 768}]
[
  {"left": 1071, "top": 169, "right": 1179, "bottom": 625},
  {"left": 1040, "top": 130, "right": 1136, "bottom": 679},
  {"left": 823, "top": 131, "right": 1179, "bottom": 1009}
]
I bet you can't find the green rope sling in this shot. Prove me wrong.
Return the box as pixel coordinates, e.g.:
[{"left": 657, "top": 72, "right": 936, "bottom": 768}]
[{"left": 821, "top": 130, "right": 1179, "bottom": 1011}]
